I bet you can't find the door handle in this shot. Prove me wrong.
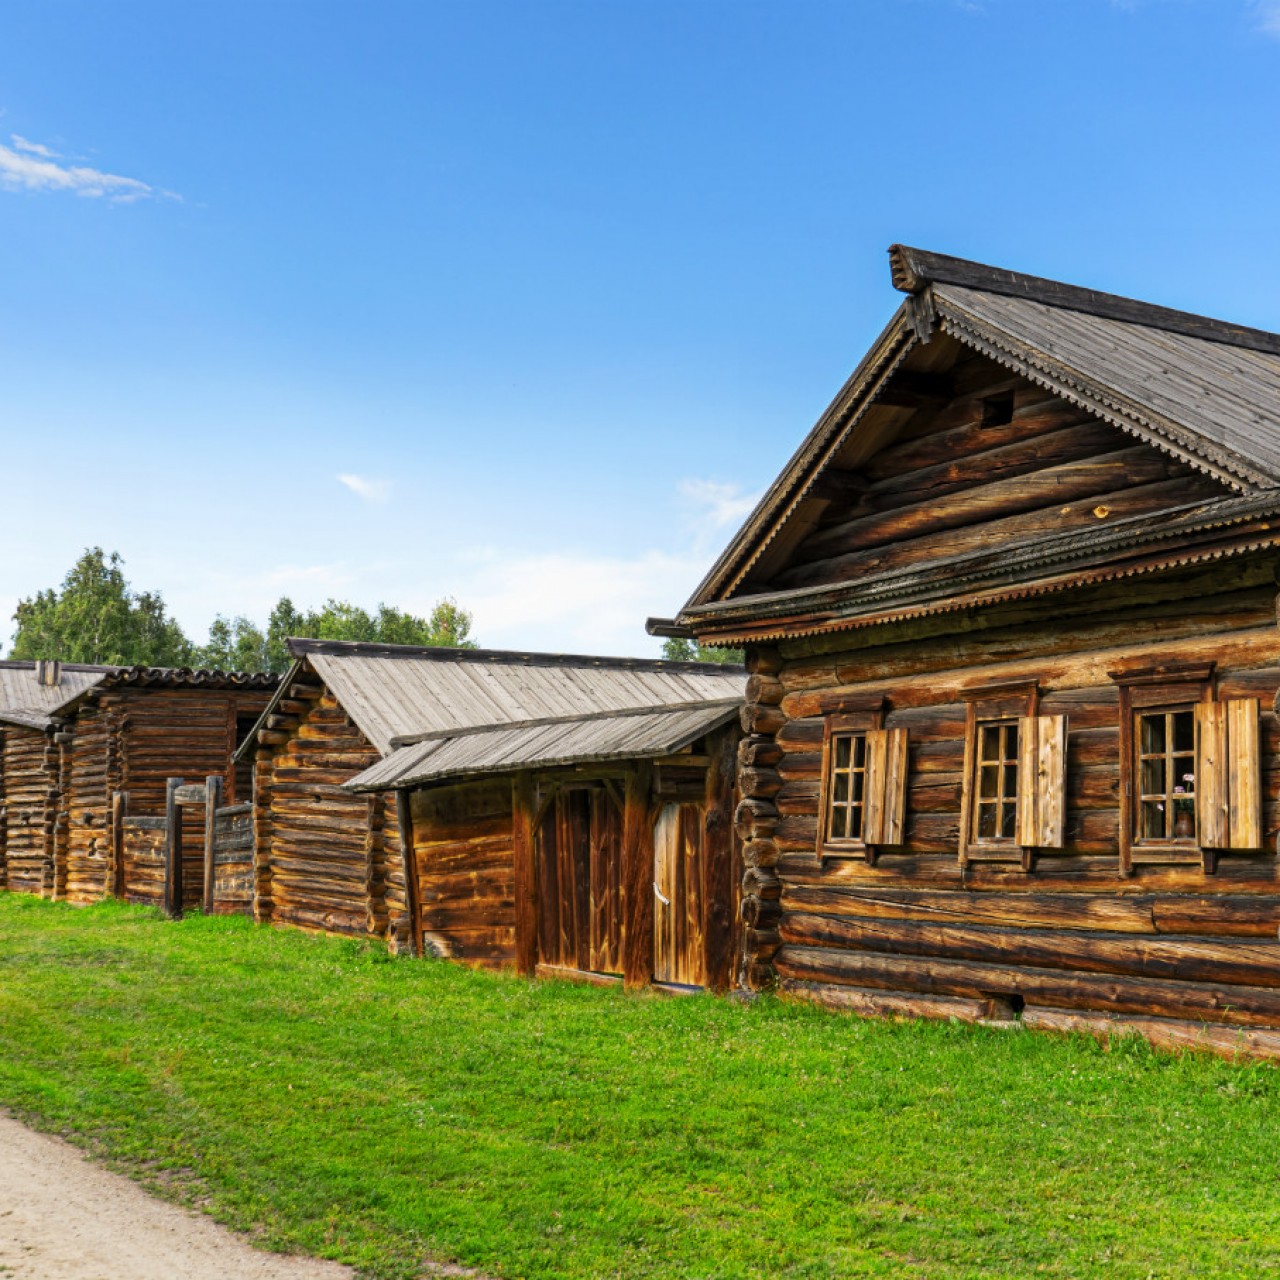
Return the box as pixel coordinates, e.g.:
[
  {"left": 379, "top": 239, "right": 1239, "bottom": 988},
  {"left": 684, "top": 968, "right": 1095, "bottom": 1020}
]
[{"left": 653, "top": 881, "right": 670, "bottom": 906}]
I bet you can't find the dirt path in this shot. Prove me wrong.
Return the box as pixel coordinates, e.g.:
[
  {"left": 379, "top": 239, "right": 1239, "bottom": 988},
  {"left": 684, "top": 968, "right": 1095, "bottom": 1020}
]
[{"left": 0, "top": 1114, "right": 354, "bottom": 1280}]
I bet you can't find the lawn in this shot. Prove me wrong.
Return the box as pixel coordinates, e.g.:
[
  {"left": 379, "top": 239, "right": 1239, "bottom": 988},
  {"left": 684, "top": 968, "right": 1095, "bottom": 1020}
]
[{"left": 0, "top": 896, "right": 1277, "bottom": 1279}]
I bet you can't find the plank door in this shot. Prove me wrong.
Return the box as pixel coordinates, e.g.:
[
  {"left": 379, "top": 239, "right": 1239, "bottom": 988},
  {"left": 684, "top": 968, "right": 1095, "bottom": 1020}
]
[
  {"left": 536, "top": 786, "right": 624, "bottom": 975},
  {"left": 652, "top": 802, "right": 707, "bottom": 987}
]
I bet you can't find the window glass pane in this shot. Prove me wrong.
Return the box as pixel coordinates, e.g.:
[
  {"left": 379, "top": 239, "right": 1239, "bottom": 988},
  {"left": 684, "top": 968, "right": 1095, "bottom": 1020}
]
[
  {"left": 849, "top": 806, "right": 863, "bottom": 840},
  {"left": 1140, "top": 757, "right": 1166, "bottom": 798},
  {"left": 1003, "top": 763, "right": 1018, "bottom": 800},
  {"left": 1173, "top": 711, "right": 1194, "bottom": 754},
  {"left": 835, "top": 736, "right": 851, "bottom": 769},
  {"left": 1005, "top": 723, "right": 1019, "bottom": 760},
  {"left": 829, "top": 805, "right": 848, "bottom": 840},
  {"left": 1140, "top": 713, "right": 1166, "bottom": 755},
  {"left": 977, "top": 803, "right": 997, "bottom": 838},
  {"left": 1001, "top": 802, "right": 1017, "bottom": 839},
  {"left": 852, "top": 735, "right": 866, "bottom": 768},
  {"left": 979, "top": 726, "right": 1001, "bottom": 762},
  {"left": 850, "top": 769, "right": 864, "bottom": 803},
  {"left": 979, "top": 764, "right": 998, "bottom": 799},
  {"left": 833, "top": 772, "right": 849, "bottom": 804},
  {"left": 1141, "top": 800, "right": 1165, "bottom": 841}
]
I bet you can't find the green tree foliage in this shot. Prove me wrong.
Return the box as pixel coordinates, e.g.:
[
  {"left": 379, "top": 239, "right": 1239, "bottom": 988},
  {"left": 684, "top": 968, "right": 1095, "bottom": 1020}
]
[
  {"left": 196, "top": 596, "right": 477, "bottom": 673},
  {"left": 9, "top": 548, "right": 193, "bottom": 666},
  {"left": 10, "top": 548, "right": 478, "bottom": 674},
  {"left": 660, "top": 636, "right": 744, "bottom": 665}
]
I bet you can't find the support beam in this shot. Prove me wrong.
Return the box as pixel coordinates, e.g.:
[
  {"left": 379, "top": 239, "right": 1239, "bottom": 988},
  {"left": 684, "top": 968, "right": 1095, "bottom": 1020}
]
[
  {"left": 163, "top": 777, "right": 183, "bottom": 920},
  {"left": 622, "top": 762, "right": 654, "bottom": 990},
  {"left": 512, "top": 771, "right": 538, "bottom": 977},
  {"left": 203, "top": 774, "right": 222, "bottom": 914},
  {"left": 396, "top": 789, "right": 422, "bottom": 958}
]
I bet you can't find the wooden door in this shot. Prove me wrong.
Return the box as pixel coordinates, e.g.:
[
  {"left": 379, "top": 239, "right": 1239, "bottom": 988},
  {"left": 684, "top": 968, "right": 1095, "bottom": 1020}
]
[
  {"left": 535, "top": 786, "right": 624, "bottom": 975},
  {"left": 652, "top": 802, "right": 707, "bottom": 987}
]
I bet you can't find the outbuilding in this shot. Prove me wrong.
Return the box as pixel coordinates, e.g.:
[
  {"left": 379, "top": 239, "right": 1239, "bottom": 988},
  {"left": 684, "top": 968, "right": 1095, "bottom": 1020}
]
[{"left": 242, "top": 638, "right": 744, "bottom": 986}]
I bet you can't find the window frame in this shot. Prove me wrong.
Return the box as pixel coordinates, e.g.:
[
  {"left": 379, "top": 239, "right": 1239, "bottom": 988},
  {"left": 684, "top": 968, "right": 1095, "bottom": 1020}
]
[
  {"left": 1111, "top": 662, "right": 1215, "bottom": 874},
  {"left": 816, "top": 696, "right": 885, "bottom": 861},
  {"left": 959, "top": 680, "right": 1039, "bottom": 869}
]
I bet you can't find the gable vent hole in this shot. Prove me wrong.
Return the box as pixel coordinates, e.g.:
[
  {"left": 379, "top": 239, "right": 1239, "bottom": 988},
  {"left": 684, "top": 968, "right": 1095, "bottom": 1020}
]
[{"left": 981, "top": 394, "right": 1014, "bottom": 427}]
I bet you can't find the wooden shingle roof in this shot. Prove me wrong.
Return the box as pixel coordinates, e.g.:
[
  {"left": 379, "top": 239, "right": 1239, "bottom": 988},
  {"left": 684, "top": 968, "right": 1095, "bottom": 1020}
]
[{"left": 660, "top": 245, "right": 1280, "bottom": 641}]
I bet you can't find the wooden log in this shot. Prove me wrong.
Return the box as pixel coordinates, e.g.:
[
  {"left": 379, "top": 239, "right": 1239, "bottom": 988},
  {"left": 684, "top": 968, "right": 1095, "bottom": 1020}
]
[
  {"left": 257, "top": 730, "right": 289, "bottom": 746},
  {"left": 745, "top": 647, "right": 782, "bottom": 677},
  {"left": 163, "top": 777, "right": 182, "bottom": 920},
  {"left": 779, "top": 910, "right": 1280, "bottom": 988},
  {"left": 776, "top": 944, "right": 1280, "bottom": 1028},
  {"left": 746, "top": 674, "right": 785, "bottom": 707},
  {"left": 741, "top": 704, "right": 786, "bottom": 736},
  {"left": 739, "top": 767, "right": 783, "bottom": 800},
  {"left": 1021, "top": 1006, "right": 1280, "bottom": 1062},
  {"left": 739, "top": 737, "right": 783, "bottom": 770},
  {"left": 779, "top": 976, "right": 1004, "bottom": 1024}
]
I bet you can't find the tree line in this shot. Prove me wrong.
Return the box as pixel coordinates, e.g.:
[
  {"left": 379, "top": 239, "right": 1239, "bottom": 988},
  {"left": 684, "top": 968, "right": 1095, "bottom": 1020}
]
[{"left": 8, "top": 549, "right": 475, "bottom": 674}]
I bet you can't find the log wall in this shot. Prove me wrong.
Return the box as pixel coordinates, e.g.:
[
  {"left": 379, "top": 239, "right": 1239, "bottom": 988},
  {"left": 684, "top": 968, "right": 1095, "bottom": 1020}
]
[
  {"left": 59, "top": 686, "right": 274, "bottom": 906},
  {"left": 740, "top": 568, "right": 1280, "bottom": 1033},
  {"left": 411, "top": 778, "right": 516, "bottom": 966},
  {"left": 0, "top": 725, "right": 58, "bottom": 895},
  {"left": 254, "top": 683, "right": 403, "bottom": 942}
]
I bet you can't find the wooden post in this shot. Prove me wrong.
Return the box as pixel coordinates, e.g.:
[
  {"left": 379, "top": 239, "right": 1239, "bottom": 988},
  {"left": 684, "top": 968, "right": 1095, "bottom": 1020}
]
[
  {"left": 163, "top": 777, "right": 183, "bottom": 920},
  {"left": 702, "top": 727, "right": 738, "bottom": 992},
  {"left": 203, "top": 775, "right": 222, "bottom": 915},
  {"left": 396, "top": 789, "right": 422, "bottom": 958},
  {"left": 109, "top": 790, "right": 127, "bottom": 899},
  {"left": 622, "top": 761, "right": 654, "bottom": 990},
  {"left": 512, "top": 771, "right": 538, "bottom": 977}
]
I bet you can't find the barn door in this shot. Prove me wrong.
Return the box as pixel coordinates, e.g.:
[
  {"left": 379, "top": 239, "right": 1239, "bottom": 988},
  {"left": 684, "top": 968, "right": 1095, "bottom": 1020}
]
[
  {"left": 535, "top": 786, "right": 624, "bottom": 975},
  {"left": 652, "top": 802, "right": 706, "bottom": 987}
]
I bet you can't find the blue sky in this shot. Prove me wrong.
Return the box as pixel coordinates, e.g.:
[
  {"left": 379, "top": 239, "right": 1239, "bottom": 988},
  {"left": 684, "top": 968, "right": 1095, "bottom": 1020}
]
[{"left": 2, "top": 0, "right": 1279, "bottom": 656}]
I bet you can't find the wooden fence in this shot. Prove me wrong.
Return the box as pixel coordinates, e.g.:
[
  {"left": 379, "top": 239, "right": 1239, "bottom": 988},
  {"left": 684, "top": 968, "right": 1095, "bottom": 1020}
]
[{"left": 114, "top": 776, "right": 254, "bottom": 918}]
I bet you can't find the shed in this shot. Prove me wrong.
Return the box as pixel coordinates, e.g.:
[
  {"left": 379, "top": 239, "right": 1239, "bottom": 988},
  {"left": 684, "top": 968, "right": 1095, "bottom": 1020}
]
[
  {"left": 241, "top": 638, "right": 744, "bottom": 985},
  {"left": 0, "top": 660, "right": 112, "bottom": 895},
  {"left": 654, "top": 244, "right": 1280, "bottom": 1053},
  {"left": 53, "top": 667, "right": 279, "bottom": 907}
]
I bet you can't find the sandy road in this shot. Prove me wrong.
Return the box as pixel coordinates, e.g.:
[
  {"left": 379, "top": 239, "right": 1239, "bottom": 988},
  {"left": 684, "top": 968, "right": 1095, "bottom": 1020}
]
[{"left": 0, "top": 1114, "right": 354, "bottom": 1280}]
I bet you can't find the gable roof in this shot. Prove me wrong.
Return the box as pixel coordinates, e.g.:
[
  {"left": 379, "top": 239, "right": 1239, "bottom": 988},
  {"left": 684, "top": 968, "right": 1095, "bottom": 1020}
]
[
  {"left": 238, "top": 637, "right": 745, "bottom": 762},
  {"left": 0, "top": 661, "right": 116, "bottom": 731},
  {"left": 52, "top": 665, "right": 280, "bottom": 719},
  {"left": 662, "top": 245, "right": 1280, "bottom": 641}
]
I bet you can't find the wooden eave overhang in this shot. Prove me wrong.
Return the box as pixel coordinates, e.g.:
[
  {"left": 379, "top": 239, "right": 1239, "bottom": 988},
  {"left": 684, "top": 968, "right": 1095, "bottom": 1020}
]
[{"left": 678, "top": 492, "right": 1280, "bottom": 645}]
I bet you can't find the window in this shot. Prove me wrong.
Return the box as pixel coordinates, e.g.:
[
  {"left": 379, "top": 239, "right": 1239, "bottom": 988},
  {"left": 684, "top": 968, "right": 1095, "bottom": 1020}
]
[
  {"left": 959, "top": 681, "right": 1066, "bottom": 868},
  {"left": 817, "top": 700, "right": 908, "bottom": 862},
  {"left": 1112, "top": 661, "right": 1262, "bottom": 874},
  {"left": 826, "top": 732, "right": 867, "bottom": 842},
  {"left": 1136, "top": 708, "right": 1196, "bottom": 843},
  {"left": 974, "top": 721, "right": 1019, "bottom": 843}
]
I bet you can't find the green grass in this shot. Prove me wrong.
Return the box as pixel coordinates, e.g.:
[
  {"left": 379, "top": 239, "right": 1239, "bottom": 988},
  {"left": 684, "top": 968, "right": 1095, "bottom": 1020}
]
[{"left": 1, "top": 896, "right": 1278, "bottom": 1279}]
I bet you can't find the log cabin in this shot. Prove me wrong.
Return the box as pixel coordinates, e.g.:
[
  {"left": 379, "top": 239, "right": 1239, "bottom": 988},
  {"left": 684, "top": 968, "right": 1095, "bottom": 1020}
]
[
  {"left": 52, "top": 667, "right": 278, "bottom": 907},
  {"left": 240, "top": 637, "right": 744, "bottom": 985},
  {"left": 0, "top": 660, "right": 112, "bottom": 895},
  {"left": 651, "top": 244, "right": 1280, "bottom": 1053}
]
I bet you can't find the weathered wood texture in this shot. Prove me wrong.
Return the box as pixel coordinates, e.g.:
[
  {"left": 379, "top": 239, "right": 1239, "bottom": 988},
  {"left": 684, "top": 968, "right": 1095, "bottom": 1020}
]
[
  {"left": 119, "top": 816, "right": 167, "bottom": 907},
  {"left": 0, "top": 726, "right": 59, "bottom": 895},
  {"left": 724, "top": 357, "right": 1280, "bottom": 1032},
  {"left": 412, "top": 777, "right": 516, "bottom": 966},
  {"left": 254, "top": 687, "right": 402, "bottom": 940},
  {"left": 210, "top": 803, "right": 255, "bottom": 914},
  {"left": 57, "top": 687, "right": 273, "bottom": 906}
]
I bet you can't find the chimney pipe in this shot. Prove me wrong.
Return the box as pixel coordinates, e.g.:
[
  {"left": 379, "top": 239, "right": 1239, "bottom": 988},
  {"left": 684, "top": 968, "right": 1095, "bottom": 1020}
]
[{"left": 35, "top": 659, "right": 62, "bottom": 687}]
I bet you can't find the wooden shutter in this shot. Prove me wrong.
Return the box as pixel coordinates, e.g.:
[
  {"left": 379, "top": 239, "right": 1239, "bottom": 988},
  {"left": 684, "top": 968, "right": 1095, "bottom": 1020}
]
[
  {"left": 1196, "top": 699, "right": 1261, "bottom": 850},
  {"left": 864, "top": 728, "right": 909, "bottom": 846},
  {"left": 1016, "top": 715, "right": 1067, "bottom": 849}
]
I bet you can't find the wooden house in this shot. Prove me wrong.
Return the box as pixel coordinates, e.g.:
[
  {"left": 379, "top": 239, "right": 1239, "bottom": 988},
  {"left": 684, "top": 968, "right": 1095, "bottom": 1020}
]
[
  {"left": 242, "top": 638, "right": 744, "bottom": 986},
  {"left": 0, "top": 660, "right": 112, "bottom": 895},
  {"left": 53, "top": 667, "right": 278, "bottom": 907},
  {"left": 652, "top": 244, "right": 1280, "bottom": 1053}
]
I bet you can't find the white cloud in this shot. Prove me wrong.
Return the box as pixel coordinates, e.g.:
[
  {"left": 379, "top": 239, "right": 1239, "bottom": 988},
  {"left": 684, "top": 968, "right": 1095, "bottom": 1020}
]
[
  {"left": 10, "top": 134, "right": 60, "bottom": 159},
  {"left": 337, "top": 473, "right": 392, "bottom": 503},
  {"left": 456, "top": 546, "right": 710, "bottom": 656},
  {"left": 1253, "top": 0, "right": 1280, "bottom": 36},
  {"left": 0, "top": 136, "right": 175, "bottom": 202},
  {"left": 678, "top": 477, "right": 762, "bottom": 543}
]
